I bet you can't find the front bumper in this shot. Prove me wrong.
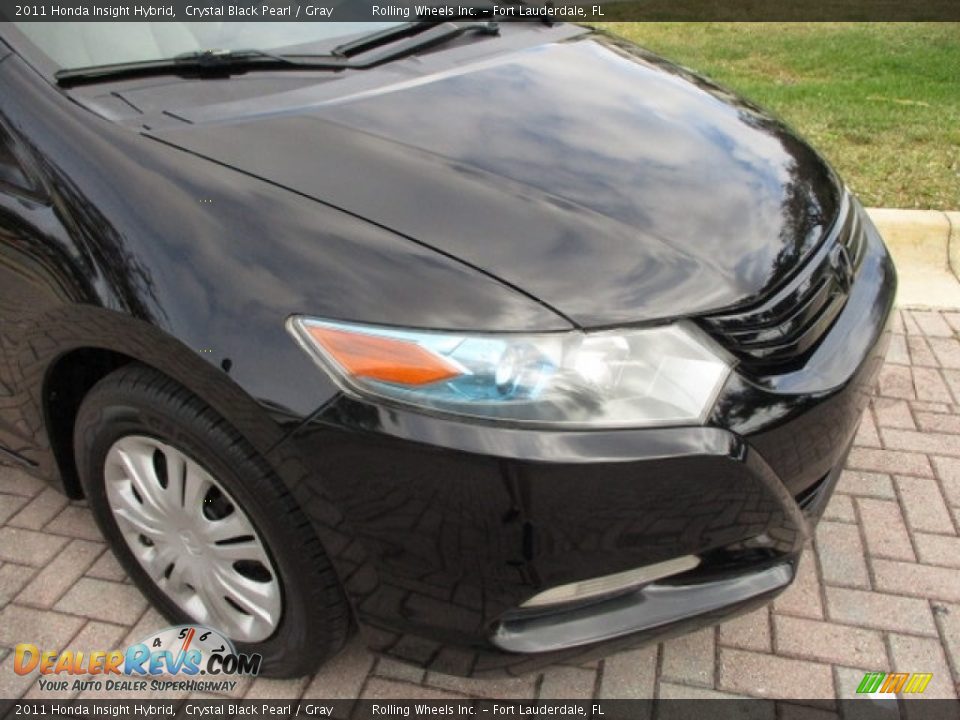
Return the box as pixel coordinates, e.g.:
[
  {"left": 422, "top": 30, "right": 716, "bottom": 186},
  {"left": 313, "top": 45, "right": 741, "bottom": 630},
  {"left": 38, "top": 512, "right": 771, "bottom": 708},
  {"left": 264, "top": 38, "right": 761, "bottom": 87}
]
[{"left": 271, "top": 207, "right": 896, "bottom": 676}]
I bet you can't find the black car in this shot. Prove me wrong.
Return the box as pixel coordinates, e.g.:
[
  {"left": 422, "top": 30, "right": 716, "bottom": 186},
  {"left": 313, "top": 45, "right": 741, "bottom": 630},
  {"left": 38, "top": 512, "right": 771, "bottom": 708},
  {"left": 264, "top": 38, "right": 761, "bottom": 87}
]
[{"left": 0, "top": 20, "right": 895, "bottom": 677}]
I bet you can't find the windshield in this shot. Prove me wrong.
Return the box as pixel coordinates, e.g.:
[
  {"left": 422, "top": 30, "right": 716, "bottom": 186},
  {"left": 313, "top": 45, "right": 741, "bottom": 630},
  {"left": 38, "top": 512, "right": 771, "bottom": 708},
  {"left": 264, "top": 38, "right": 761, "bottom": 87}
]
[{"left": 13, "top": 21, "right": 404, "bottom": 70}]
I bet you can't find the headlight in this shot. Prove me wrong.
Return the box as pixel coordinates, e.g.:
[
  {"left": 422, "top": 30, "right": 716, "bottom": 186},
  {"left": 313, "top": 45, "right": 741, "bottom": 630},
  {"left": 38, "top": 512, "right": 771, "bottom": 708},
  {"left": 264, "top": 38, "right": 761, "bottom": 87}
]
[{"left": 287, "top": 317, "right": 732, "bottom": 428}]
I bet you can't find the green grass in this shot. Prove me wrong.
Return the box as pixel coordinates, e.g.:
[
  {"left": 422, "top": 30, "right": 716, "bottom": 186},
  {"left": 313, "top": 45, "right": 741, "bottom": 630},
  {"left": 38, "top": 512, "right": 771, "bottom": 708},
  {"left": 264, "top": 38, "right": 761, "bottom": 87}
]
[{"left": 590, "top": 23, "right": 960, "bottom": 210}]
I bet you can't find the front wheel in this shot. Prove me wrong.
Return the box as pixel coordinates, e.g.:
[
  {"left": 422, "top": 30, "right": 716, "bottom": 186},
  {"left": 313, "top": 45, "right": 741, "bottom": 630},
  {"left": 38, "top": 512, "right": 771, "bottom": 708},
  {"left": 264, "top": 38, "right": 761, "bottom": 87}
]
[{"left": 73, "top": 363, "right": 351, "bottom": 677}]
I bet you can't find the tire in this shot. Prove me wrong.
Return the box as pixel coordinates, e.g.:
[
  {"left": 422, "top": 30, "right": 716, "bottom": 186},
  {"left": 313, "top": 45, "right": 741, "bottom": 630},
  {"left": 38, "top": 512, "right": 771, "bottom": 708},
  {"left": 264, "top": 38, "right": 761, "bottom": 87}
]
[{"left": 73, "top": 363, "right": 351, "bottom": 677}]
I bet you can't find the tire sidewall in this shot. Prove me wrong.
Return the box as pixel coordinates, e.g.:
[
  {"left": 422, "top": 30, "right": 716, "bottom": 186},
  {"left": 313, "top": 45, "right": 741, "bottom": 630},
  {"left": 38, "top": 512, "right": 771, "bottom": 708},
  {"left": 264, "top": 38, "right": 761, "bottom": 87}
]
[{"left": 74, "top": 377, "right": 332, "bottom": 675}]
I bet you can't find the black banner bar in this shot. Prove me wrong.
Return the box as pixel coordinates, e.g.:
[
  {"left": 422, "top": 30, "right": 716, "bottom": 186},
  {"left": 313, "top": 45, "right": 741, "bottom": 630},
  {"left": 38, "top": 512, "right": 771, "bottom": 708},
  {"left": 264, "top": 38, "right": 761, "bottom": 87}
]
[
  {"left": 2, "top": 0, "right": 959, "bottom": 22},
  {"left": 3, "top": 698, "right": 958, "bottom": 720}
]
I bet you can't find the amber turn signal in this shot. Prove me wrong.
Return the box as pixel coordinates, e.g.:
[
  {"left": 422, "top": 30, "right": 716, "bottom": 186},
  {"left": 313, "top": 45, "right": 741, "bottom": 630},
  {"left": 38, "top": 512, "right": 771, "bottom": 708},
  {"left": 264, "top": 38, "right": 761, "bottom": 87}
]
[{"left": 303, "top": 324, "right": 462, "bottom": 386}]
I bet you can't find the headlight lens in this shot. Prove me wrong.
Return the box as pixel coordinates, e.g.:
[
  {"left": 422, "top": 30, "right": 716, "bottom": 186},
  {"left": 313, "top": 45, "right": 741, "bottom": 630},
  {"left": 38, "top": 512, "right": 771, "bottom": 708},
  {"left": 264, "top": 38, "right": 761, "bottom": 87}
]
[{"left": 288, "top": 317, "right": 731, "bottom": 428}]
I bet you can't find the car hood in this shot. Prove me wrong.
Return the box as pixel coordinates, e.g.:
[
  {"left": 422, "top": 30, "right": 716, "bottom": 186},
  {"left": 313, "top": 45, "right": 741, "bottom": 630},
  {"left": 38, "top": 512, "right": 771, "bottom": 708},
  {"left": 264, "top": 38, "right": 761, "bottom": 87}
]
[{"left": 149, "top": 31, "right": 841, "bottom": 328}]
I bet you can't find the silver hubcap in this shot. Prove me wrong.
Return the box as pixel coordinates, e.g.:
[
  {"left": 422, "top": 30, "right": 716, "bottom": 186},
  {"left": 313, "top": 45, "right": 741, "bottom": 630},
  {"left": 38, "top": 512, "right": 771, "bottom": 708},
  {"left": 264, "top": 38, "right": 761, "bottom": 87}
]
[{"left": 104, "top": 435, "right": 281, "bottom": 642}]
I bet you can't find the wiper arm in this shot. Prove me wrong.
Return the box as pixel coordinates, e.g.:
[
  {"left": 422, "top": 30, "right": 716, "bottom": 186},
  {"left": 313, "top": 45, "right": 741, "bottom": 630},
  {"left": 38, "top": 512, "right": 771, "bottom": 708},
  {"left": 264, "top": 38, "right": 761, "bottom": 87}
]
[{"left": 55, "top": 23, "right": 500, "bottom": 88}]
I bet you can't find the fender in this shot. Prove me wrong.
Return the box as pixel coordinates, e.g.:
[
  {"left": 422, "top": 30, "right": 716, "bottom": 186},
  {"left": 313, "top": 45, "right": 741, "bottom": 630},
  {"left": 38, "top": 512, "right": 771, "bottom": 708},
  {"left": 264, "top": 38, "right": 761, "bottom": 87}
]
[
  {"left": 4, "top": 304, "right": 291, "bottom": 485},
  {"left": 0, "top": 52, "right": 565, "bottom": 490}
]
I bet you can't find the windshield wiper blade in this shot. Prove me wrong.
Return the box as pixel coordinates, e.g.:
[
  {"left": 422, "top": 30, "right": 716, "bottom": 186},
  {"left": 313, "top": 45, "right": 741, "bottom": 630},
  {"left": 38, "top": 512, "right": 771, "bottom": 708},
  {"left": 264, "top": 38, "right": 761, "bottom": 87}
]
[
  {"left": 55, "top": 23, "right": 500, "bottom": 88},
  {"left": 330, "top": 21, "right": 436, "bottom": 58},
  {"left": 226, "top": 23, "right": 500, "bottom": 70},
  {"left": 330, "top": 6, "right": 518, "bottom": 57},
  {"left": 54, "top": 48, "right": 343, "bottom": 87},
  {"left": 339, "top": 21, "right": 500, "bottom": 65}
]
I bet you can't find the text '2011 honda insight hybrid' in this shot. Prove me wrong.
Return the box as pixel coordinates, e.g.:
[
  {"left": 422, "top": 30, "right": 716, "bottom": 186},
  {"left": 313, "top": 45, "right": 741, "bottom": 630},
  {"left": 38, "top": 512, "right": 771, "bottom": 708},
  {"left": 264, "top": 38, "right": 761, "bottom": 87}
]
[{"left": 0, "top": 19, "right": 895, "bottom": 676}]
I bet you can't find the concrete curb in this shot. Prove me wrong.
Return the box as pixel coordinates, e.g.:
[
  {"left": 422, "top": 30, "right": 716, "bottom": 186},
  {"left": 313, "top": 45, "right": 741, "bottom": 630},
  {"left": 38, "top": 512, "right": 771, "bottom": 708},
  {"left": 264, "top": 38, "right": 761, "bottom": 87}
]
[
  {"left": 948, "top": 211, "right": 960, "bottom": 279},
  {"left": 865, "top": 207, "right": 960, "bottom": 309}
]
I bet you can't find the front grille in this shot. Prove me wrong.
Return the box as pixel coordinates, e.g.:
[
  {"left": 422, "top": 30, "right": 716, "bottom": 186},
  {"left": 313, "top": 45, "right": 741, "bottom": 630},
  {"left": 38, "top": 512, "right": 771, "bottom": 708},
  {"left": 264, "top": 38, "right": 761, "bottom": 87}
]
[{"left": 700, "top": 199, "right": 865, "bottom": 373}]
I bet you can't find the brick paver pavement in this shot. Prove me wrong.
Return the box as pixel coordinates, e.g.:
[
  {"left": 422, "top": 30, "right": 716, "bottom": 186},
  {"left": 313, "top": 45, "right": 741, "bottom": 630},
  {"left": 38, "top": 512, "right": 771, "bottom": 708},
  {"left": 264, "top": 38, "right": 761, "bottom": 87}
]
[{"left": 1, "top": 308, "right": 959, "bottom": 701}]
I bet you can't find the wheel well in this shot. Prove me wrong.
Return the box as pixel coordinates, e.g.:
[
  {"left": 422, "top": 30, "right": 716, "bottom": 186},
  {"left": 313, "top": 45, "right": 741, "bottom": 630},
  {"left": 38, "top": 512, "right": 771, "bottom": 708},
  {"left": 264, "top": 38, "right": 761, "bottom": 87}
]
[{"left": 44, "top": 348, "right": 133, "bottom": 498}]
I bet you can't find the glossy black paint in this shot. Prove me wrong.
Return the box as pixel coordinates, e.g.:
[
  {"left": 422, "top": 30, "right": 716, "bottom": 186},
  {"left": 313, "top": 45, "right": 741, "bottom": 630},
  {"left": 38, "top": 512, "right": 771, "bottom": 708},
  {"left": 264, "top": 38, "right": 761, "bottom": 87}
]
[
  {"left": 0, "top": 29, "right": 569, "bottom": 476},
  {"left": 277, "top": 219, "right": 893, "bottom": 673},
  {"left": 0, "top": 21, "right": 895, "bottom": 675},
  {"left": 144, "top": 31, "right": 841, "bottom": 328}
]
